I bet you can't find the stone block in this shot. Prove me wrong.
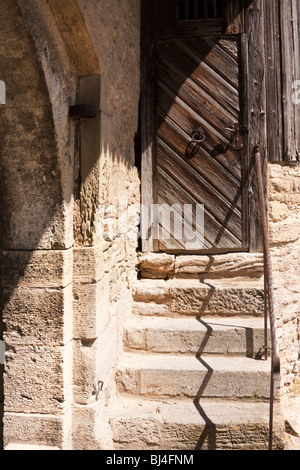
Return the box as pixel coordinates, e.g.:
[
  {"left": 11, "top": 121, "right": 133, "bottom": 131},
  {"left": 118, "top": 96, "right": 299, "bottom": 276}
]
[
  {"left": 73, "top": 276, "right": 110, "bottom": 339},
  {"left": 3, "top": 413, "right": 64, "bottom": 449},
  {"left": 269, "top": 177, "right": 292, "bottom": 195},
  {"left": 269, "top": 201, "right": 289, "bottom": 222},
  {"left": 269, "top": 217, "right": 300, "bottom": 244},
  {"left": 168, "top": 286, "right": 264, "bottom": 316},
  {"left": 124, "top": 317, "right": 267, "bottom": 357},
  {"left": 117, "top": 353, "right": 271, "bottom": 399},
  {"left": 133, "top": 284, "right": 168, "bottom": 304},
  {"left": 72, "top": 399, "right": 113, "bottom": 450},
  {"left": 73, "top": 246, "right": 106, "bottom": 284},
  {"left": 111, "top": 397, "right": 285, "bottom": 450},
  {"left": 139, "top": 253, "right": 175, "bottom": 278},
  {"left": 132, "top": 302, "right": 169, "bottom": 316},
  {"left": 4, "top": 343, "right": 69, "bottom": 414},
  {"left": 268, "top": 165, "right": 285, "bottom": 179},
  {"left": 133, "top": 279, "right": 265, "bottom": 316},
  {"left": 2, "top": 285, "right": 73, "bottom": 347},
  {"left": 73, "top": 316, "right": 122, "bottom": 404},
  {"left": 111, "top": 414, "right": 161, "bottom": 449},
  {"left": 1, "top": 249, "right": 72, "bottom": 288},
  {"left": 124, "top": 326, "right": 146, "bottom": 351}
]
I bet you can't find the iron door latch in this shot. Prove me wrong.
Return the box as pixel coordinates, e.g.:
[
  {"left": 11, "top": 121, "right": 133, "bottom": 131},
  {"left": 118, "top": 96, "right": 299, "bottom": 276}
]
[{"left": 225, "top": 123, "right": 247, "bottom": 150}]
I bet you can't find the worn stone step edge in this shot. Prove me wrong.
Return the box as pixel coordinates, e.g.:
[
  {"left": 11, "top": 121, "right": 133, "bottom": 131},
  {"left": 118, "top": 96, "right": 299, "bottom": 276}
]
[
  {"left": 110, "top": 396, "right": 284, "bottom": 450},
  {"left": 132, "top": 278, "right": 265, "bottom": 316},
  {"left": 124, "top": 316, "right": 269, "bottom": 357},
  {"left": 138, "top": 252, "right": 264, "bottom": 279},
  {"left": 116, "top": 352, "right": 275, "bottom": 399}
]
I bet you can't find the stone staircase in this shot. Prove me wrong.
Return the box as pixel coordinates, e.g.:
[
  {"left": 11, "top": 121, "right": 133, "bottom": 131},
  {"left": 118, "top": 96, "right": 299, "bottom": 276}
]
[{"left": 109, "top": 254, "right": 285, "bottom": 450}]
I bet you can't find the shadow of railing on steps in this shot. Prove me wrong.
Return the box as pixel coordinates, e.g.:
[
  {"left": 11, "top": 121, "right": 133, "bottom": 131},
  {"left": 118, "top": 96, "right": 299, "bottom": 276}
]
[
  {"left": 193, "top": 316, "right": 263, "bottom": 450},
  {"left": 193, "top": 318, "right": 216, "bottom": 450}
]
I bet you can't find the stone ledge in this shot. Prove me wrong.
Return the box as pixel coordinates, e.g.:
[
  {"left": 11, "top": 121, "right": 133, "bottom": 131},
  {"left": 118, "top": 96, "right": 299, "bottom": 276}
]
[
  {"left": 116, "top": 353, "right": 272, "bottom": 399},
  {"left": 123, "top": 316, "right": 268, "bottom": 356},
  {"left": 139, "top": 252, "right": 264, "bottom": 279}
]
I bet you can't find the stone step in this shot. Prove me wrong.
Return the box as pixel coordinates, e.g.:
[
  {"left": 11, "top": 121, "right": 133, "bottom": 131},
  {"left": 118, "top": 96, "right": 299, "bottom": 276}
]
[
  {"left": 110, "top": 396, "right": 284, "bottom": 450},
  {"left": 124, "top": 316, "right": 268, "bottom": 357},
  {"left": 116, "top": 352, "right": 273, "bottom": 399},
  {"left": 133, "top": 278, "right": 265, "bottom": 317}
]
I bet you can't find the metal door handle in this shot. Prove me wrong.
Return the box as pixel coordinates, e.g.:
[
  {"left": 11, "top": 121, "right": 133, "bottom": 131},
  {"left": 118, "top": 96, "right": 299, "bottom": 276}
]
[{"left": 191, "top": 126, "right": 205, "bottom": 143}]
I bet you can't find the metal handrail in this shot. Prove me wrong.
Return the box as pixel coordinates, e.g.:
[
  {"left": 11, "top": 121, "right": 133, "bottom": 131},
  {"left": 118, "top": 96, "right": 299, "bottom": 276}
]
[{"left": 254, "top": 146, "right": 281, "bottom": 450}]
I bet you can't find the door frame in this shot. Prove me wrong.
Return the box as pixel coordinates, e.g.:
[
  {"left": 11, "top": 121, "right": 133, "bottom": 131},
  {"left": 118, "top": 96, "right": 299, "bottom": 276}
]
[{"left": 140, "top": 0, "right": 264, "bottom": 253}]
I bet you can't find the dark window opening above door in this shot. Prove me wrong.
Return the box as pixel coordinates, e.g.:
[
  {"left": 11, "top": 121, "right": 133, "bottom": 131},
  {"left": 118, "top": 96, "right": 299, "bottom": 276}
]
[{"left": 177, "top": 0, "right": 224, "bottom": 21}]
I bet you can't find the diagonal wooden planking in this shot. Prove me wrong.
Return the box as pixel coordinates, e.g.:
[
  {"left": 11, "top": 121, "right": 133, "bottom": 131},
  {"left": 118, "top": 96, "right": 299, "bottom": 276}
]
[{"left": 155, "top": 36, "right": 244, "bottom": 252}]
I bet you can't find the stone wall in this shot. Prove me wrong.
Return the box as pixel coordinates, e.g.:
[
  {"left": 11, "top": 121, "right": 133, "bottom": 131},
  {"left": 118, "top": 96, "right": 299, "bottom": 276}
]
[
  {"left": 268, "top": 164, "right": 300, "bottom": 416},
  {"left": 70, "top": 0, "right": 141, "bottom": 450},
  {"left": 0, "top": 0, "right": 76, "bottom": 449}
]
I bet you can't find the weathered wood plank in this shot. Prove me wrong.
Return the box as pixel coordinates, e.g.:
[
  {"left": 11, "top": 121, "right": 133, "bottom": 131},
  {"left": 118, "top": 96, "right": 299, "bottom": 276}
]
[
  {"left": 157, "top": 141, "right": 243, "bottom": 240},
  {"left": 175, "top": 19, "right": 224, "bottom": 38},
  {"left": 156, "top": 80, "right": 242, "bottom": 174},
  {"left": 157, "top": 117, "right": 242, "bottom": 205},
  {"left": 224, "top": 0, "right": 244, "bottom": 34},
  {"left": 244, "top": 0, "right": 267, "bottom": 252},
  {"left": 157, "top": 194, "right": 209, "bottom": 250},
  {"left": 264, "top": 0, "right": 283, "bottom": 162},
  {"left": 187, "top": 37, "right": 240, "bottom": 89},
  {"left": 156, "top": 39, "right": 239, "bottom": 114},
  {"left": 141, "top": 0, "right": 157, "bottom": 251},
  {"left": 240, "top": 33, "right": 250, "bottom": 249},
  {"left": 157, "top": 166, "right": 242, "bottom": 250},
  {"left": 280, "top": 0, "right": 300, "bottom": 161},
  {"left": 156, "top": 61, "right": 238, "bottom": 135}
]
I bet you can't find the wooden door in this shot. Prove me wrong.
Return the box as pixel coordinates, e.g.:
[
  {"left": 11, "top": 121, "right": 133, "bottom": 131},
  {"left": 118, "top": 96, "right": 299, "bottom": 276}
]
[{"left": 141, "top": 1, "right": 249, "bottom": 253}]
